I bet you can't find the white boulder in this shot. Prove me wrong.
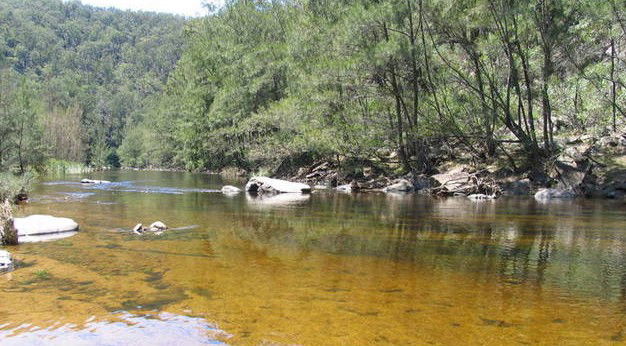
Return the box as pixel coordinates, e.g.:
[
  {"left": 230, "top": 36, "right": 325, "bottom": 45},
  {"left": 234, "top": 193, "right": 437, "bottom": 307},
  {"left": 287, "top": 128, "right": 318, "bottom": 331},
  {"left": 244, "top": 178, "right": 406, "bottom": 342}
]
[
  {"left": 0, "top": 250, "right": 13, "bottom": 272},
  {"left": 14, "top": 215, "right": 79, "bottom": 243},
  {"left": 245, "top": 177, "right": 311, "bottom": 194},
  {"left": 133, "top": 223, "right": 144, "bottom": 234},
  {"left": 149, "top": 221, "right": 167, "bottom": 232}
]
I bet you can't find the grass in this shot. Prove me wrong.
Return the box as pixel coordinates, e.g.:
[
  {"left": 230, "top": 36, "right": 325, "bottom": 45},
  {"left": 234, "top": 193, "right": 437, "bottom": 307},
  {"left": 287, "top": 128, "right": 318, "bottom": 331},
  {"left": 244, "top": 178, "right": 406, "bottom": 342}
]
[
  {"left": 0, "top": 171, "right": 34, "bottom": 202},
  {"left": 44, "top": 159, "right": 92, "bottom": 175},
  {"left": 34, "top": 269, "right": 52, "bottom": 280}
]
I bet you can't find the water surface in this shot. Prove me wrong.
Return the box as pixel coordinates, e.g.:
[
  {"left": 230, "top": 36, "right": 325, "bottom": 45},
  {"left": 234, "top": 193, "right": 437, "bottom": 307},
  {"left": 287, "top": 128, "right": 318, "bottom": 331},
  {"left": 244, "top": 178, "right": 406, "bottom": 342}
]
[{"left": 2, "top": 170, "right": 626, "bottom": 344}]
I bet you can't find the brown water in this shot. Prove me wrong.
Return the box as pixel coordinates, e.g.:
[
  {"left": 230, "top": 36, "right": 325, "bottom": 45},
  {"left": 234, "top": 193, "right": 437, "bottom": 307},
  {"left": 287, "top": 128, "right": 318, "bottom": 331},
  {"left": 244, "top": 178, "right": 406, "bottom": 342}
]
[{"left": 2, "top": 170, "right": 626, "bottom": 344}]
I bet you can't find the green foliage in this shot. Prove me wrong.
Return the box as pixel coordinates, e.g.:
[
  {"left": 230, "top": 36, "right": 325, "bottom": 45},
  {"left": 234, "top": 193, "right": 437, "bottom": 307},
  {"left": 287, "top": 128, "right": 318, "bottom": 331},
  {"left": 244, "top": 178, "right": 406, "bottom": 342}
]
[
  {"left": 0, "top": 171, "right": 34, "bottom": 202},
  {"left": 44, "top": 159, "right": 91, "bottom": 176},
  {"left": 3, "top": 0, "right": 625, "bottom": 175},
  {"left": 123, "top": 0, "right": 626, "bottom": 174},
  {"left": 0, "top": 0, "right": 185, "bottom": 169}
]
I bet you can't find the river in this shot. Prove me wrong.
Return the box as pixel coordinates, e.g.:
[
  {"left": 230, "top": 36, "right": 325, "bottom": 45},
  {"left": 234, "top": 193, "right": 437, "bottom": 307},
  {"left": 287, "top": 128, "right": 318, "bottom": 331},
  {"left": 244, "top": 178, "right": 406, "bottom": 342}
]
[{"left": 1, "top": 170, "right": 625, "bottom": 344}]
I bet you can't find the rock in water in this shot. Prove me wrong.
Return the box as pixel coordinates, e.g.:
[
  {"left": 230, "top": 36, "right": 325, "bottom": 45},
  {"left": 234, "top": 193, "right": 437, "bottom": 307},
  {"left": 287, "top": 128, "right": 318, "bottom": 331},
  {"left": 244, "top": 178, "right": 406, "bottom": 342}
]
[
  {"left": 245, "top": 177, "right": 311, "bottom": 194},
  {"left": 81, "top": 179, "right": 111, "bottom": 184},
  {"left": 133, "top": 223, "right": 144, "bottom": 234},
  {"left": 0, "top": 250, "right": 13, "bottom": 273},
  {"left": 382, "top": 179, "right": 414, "bottom": 193},
  {"left": 534, "top": 188, "right": 576, "bottom": 200},
  {"left": 221, "top": 185, "right": 242, "bottom": 194},
  {"left": 14, "top": 215, "right": 79, "bottom": 243},
  {"left": 149, "top": 221, "right": 167, "bottom": 232}
]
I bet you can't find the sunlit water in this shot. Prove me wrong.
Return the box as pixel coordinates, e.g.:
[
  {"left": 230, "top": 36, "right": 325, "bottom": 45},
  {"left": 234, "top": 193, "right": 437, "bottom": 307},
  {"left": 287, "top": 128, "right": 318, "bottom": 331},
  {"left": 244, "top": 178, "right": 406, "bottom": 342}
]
[{"left": 2, "top": 170, "right": 626, "bottom": 344}]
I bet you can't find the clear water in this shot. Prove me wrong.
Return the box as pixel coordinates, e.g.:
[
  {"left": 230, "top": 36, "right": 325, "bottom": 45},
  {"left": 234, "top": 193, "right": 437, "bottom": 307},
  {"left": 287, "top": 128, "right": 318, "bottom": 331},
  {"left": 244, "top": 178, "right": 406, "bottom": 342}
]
[{"left": 1, "top": 170, "right": 626, "bottom": 344}]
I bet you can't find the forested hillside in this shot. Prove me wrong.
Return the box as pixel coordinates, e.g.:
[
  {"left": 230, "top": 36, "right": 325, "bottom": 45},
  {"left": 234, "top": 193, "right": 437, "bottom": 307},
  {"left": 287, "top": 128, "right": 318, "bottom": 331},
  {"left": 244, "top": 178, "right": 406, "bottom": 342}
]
[
  {"left": 1, "top": 0, "right": 625, "bottom": 184},
  {"left": 0, "top": 0, "right": 185, "bottom": 171},
  {"left": 121, "top": 0, "right": 626, "bottom": 179}
]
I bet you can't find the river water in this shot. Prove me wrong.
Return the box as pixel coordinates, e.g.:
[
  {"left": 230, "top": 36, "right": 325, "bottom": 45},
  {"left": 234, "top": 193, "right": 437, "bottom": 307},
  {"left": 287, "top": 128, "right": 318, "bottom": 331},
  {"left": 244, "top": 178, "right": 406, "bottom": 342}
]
[{"left": 1, "top": 170, "right": 626, "bottom": 344}]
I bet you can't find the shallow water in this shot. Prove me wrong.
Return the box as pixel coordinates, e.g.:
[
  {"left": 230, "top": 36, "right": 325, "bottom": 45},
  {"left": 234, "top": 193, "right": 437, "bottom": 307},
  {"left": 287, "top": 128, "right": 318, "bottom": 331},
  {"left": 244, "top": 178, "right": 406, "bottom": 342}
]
[{"left": 2, "top": 170, "right": 626, "bottom": 344}]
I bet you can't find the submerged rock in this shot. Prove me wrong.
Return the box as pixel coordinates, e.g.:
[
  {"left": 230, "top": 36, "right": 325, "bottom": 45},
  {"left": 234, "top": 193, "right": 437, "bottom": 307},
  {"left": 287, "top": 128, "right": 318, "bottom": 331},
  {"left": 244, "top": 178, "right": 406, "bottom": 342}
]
[
  {"left": 81, "top": 179, "right": 111, "bottom": 184},
  {"left": 534, "top": 188, "right": 577, "bottom": 200},
  {"left": 382, "top": 179, "right": 414, "bottom": 193},
  {"left": 131, "top": 221, "right": 168, "bottom": 235},
  {"left": 14, "top": 215, "right": 79, "bottom": 243},
  {"left": 245, "top": 177, "right": 311, "bottom": 194},
  {"left": 0, "top": 250, "right": 13, "bottom": 273},
  {"left": 221, "top": 185, "right": 242, "bottom": 194}
]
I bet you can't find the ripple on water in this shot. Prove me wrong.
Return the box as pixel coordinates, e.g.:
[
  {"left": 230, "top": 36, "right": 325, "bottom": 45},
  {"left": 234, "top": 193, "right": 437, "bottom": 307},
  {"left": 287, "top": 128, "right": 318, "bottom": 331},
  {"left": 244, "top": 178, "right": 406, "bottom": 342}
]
[
  {"left": 0, "top": 312, "right": 229, "bottom": 345},
  {"left": 82, "top": 181, "right": 220, "bottom": 195}
]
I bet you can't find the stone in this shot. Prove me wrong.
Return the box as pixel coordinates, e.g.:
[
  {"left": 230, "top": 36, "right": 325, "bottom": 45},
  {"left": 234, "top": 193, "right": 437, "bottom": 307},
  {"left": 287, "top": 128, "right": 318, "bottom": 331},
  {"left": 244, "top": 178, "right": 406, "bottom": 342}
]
[
  {"left": 133, "top": 223, "right": 143, "bottom": 234},
  {"left": 336, "top": 184, "right": 352, "bottom": 193},
  {"left": 221, "top": 185, "right": 242, "bottom": 194},
  {"left": 382, "top": 179, "right": 413, "bottom": 193},
  {"left": 149, "top": 221, "right": 167, "bottom": 232},
  {"left": 313, "top": 185, "right": 329, "bottom": 190},
  {"left": 534, "top": 188, "right": 577, "bottom": 200},
  {"left": 13, "top": 215, "right": 78, "bottom": 243},
  {"left": 553, "top": 160, "right": 592, "bottom": 191},
  {"left": 245, "top": 177, "right": 311, "bottom": 194},
  {"left": 431, "top": 167, "right": 473, "bottom": 192},
  {"left": 0, "top": 250, "right": 13, "bottom": 273},
  {"left": 81, "top": 179, "right": 111, "bottom": 184}
]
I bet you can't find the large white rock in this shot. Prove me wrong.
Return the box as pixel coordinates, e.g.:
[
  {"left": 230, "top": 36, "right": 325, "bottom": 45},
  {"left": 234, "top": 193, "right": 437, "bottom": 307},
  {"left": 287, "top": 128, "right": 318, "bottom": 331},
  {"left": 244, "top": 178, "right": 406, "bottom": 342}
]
[
  {"left": 245, "top": 177, "right": 311, "bottom": 194},
  {"left": 0, "top": 250, "right": 13, "bottom": 272},
  {"left": 14, "top": 215, "right": 79, "bottom": 243}
]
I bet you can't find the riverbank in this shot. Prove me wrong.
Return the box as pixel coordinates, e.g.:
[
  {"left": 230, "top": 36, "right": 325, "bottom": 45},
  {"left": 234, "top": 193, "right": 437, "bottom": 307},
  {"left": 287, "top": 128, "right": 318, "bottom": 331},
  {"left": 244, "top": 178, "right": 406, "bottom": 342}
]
[
  {"left": 265, "top": 132, "right": 626, "bottom": 199},
  {"left": 115, "top": 132, "right": 626, "bottom": 199}
]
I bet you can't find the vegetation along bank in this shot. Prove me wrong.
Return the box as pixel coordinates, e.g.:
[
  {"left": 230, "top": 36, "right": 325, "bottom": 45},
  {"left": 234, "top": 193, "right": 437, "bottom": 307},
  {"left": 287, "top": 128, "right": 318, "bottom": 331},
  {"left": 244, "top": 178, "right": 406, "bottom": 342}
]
[{"left": 0, "top": 0, "right": 625, "bottom": 199}]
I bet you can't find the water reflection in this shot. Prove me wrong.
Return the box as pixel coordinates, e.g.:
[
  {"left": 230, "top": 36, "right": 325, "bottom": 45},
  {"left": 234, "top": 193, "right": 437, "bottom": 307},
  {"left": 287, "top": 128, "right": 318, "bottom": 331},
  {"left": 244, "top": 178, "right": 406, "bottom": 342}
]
[
  {"left": 245, "top": 192, "right": 311, "bottom": 208},
  {"left": 0, "top": 312, "right": 227, "bottom": 345}
]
